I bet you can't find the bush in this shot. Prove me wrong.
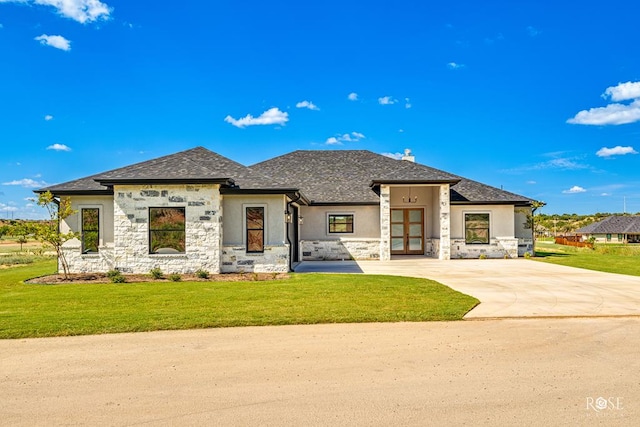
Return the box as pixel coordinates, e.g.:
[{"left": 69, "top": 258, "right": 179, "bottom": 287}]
[
  {"left": 149, "top": 267, "right": 163, "bottom": 279},
  {"left": 106, "top": 269, "right": 121, "bottom": 279},
  {"left": 195, "top": 269, "right": 209, "bottom": 279},
  {"left": 524, "top": 252, "right": 532, "bottom": 259},
  {"left": 169, "top": 273, "right": 181, "bottom": 282},
  {"left": 107, "top": 269, "right": 126, "bottom": 283},
  {"left": 479, "top": 254, "right": 487, "bottom": 260}
]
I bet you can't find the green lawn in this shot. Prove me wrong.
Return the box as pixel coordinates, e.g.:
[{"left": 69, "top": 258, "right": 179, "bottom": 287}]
[
  {"left": 0, "top": 260, "right": 478, "bottom": 339},
  {"left": 535, "top": 241, "right": 640, "bottom": 276}
]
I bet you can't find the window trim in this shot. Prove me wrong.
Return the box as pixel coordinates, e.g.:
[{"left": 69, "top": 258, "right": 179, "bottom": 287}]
[
  {"left": 80, "top": 207, "right": 100, "bottom": 254},
  {"left": 327, "top": 213, "right": 354, "bottom": 234},
  {"left": 244, "top": 204, "right": 267, "bottom": 253},
  {"left": 464, "top": 212, "right": 491, "bottom": 245},
  {"left": 148, "top": 206, "right": 186, "bottom": 254}
]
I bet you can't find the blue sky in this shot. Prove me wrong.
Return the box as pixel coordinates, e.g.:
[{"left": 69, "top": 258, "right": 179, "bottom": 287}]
[{"left": 1, "top": 0, "right": 639, "bottom": 219}]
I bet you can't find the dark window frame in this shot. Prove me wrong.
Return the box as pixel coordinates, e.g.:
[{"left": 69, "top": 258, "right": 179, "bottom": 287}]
[
  {"left": 246, "top": 206, "right": 265, "bottom": 253},
  {"left": 148, "top": 207, "right": 186, "bottom": 254},
  {"left": 328, "top": 214, "right": 354, "bottom": 234},
  {"left": 81, "top": 208, "right": 99, "bottom": 254},
  {"left": 606, "top": 233, "right": 612, "bottom": 241},
  {"left": 465, "top": 213, "right": 490, "bottom": 244}
]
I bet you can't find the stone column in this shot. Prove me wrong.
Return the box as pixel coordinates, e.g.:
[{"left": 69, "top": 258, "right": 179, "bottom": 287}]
[
  {"left": 379, "top": 185, "right": 391, "bottom": 261},
  {"left": 439, "top": 184, "right": 451, "bottom": 260}
]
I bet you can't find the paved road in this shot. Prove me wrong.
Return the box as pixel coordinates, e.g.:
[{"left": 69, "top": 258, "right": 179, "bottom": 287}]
[
  {"left": 296, "top": 259, "right": 640, "bottom": 318},
  {"left": 1, "top": 319, "right": 638, "bottom": 426}
]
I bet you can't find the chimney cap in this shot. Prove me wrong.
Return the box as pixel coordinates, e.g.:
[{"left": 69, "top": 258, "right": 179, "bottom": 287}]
[{"left": 401, "top": 148, "right": 415, "bottom": 162}]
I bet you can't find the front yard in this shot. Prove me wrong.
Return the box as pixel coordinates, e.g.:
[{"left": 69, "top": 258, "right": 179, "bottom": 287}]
[
  {"left": 0, "top": 260, "right": 478, "bottom": 339},
  {"left": 535, "top": 241, "right": 640, "bottom": 276}
]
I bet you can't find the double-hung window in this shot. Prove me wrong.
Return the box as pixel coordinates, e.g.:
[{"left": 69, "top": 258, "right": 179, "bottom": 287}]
[
  {"left": 465, "top": 213, "right": 490, "bottom": 244},
  {"left": 149, "top": 207, "right": 186, "bottom": 254},
  {"left": 81, "top": 208, "right": 99, "bottom": 254},
  {"left": 246, "top": 207, "right": 264, "bottom": 253}
]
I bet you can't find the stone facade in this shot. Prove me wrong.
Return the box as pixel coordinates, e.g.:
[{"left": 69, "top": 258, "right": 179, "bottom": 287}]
[
  {"left": 221, "top": 245, "right": 289, "bottom": 273},
  {"left": 450, "top": 237, "right": 519, "bottom": 259},
  {"left": 518, "top": 238, "right": 534, "bottom": 256},
  {"left": 438, "top": 184, "right": 451, "bottom": 260},
  {"left": 300, "top": 239, "right": 381, "bottom": 261},
  {"left": 60, "top": 244, "right": 115, "bottom": 273},
  {"left": 425, "top": 238, "right": 440, "bottom": 257},
  {"left": 379, "top": 185, "right": 391, "bottom": 261},
  {"left": 111, "top": 184, "right": 222, "bottom": 274}
]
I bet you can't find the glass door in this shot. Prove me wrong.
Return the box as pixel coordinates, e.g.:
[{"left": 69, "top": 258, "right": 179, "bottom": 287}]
[{"left": 390, "top": 208, "right": 424, "bottom": 255}]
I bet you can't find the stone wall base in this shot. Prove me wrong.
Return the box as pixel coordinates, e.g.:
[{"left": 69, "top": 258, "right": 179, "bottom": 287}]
[
  {"left": 61, "top": 246, "right": 115, "bottom": 273},
  {"left": 451, "top": 237, "right": 519, "bottom": 259},
  {"left": 518, "top": 238, "right": 534, "bottom": 256},
  {"left": 301, "top": 239, "right": 381, "bottom": 261},
  {"left": 221, "top": 245, "right": 289, "bottom": 273}
]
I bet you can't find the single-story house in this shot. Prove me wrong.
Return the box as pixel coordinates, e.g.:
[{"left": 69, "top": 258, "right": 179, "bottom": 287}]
[
  {"left": 575, "top": 216, "right": 640, "bottom": 244},
  {"left": 36, "top": 146, "right": 535, "bottom": 274}
]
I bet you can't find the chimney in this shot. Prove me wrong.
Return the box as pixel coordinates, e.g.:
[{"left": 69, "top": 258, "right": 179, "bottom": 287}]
[{"left": 401, "top": 148, "right": 415, "bottom": 162}]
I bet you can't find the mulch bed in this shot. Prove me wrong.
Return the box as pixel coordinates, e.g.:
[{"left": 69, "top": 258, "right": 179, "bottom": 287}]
[{"left": 26, "top": 272, "right": 289, "bottom": 285}]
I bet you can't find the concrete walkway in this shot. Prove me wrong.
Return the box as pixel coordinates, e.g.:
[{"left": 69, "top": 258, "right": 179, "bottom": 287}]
[{"left": 295, "top": 259, "right": 640, "bottom": 318}]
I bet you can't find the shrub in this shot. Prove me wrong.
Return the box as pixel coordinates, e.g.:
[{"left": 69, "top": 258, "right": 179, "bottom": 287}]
[
  {"left": 111, "top": 274, "right": 127, "bottom": 283},
  {"left": 524, "top": 252, "right": 532, "bottom": 259},
  {"left": 106, "top": 269, "right": 121, "bottom": 279},
  {"left": 169, "top": 273, "right": 182, "bottom": 282},
  {"left": 195, "top": 269, "right": 209, "bottom": 279},
  {"left": 479, "top": 254, "right": 487, "bottom": 260},
  {"left": 149, "top": 267, "right": 163, "bottom": 279}
]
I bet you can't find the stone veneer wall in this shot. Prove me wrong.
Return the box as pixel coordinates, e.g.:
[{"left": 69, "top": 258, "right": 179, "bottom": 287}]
[
  {"left": 425, "top": 238, "right": 440, "bottom": 257},
  {"left": 221, "top": 245, "right": 289, "bottom": 273},
  {"left": 450, "top": 237, "right": 519, "bottom": 259},
  {"left": 61, "top": 245, "right": 115, "bottom": 273},
  {"left": 300, "top": 239, "right": 381, "bottom": 261},
  {"left": 379, "top": 185, "right": 391, "bottom": 261},
  {"left": 518, "top": 238, "right": 534, "bottom": 256},
  {"left": 438, "top": 184, "right": 451, "bottom": 260},
  {"left": 112, "top": 184, "right": 222, "bottom": 274}
]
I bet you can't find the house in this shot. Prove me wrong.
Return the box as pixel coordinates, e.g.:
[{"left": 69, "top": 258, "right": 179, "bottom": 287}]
[
  {"left": 36, "top": 146, "right": 535, "bottom": 274},
  {"left": 575, "top": 216, "right": 640, "bottom": 244}
]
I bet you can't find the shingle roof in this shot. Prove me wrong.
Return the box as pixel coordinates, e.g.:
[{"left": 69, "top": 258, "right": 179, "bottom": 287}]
[
  {"left": 251, "top": 150, "right": 533, "bottom": 205},
  {"left": 38, "top": 147, "right": 288, "bottom": 194},
  {"left": 576, "top": 216, "right": 640, "bottom": 234}
]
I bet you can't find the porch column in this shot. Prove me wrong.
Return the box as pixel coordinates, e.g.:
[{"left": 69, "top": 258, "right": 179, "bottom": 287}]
[
  {"left": 439, "top": 184, "right": 451, "bottom": 260},
  {"left": 379, "top": 185, "right": 391, "bottom": 261}
]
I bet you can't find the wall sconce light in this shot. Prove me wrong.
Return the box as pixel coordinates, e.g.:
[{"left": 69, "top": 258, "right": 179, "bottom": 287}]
[
  {"left": 402, "top": 187, "right": 418, "bottom": 204},
  {"left": 285, "top": 210, "right": 293, "bottom": 223},
  {"left": 298, "top": 215, "right": 304, "bottom": 225}
]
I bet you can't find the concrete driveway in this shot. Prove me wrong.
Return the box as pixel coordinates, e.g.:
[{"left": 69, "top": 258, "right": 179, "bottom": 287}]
[{"left": 295, "top": 259, "right": 640, "bottom": 318}]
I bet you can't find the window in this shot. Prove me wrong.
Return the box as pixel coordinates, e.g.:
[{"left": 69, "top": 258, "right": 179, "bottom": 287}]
[
  {"left": 465, "top": 213, "right": 490, "bottom": 244},
  {"left": 606, "top": 234, "right": 612, "bottom": 241},
  {"left": 328, "top": 214, "right": 354, "bottom": 233},
  {"left": 81, "top": 208, "right": 99, "bottom": 254},
  {"left": 246, "top": 207, "right": 264, "bottom": 253},
  {"left": 618, "top": 234, "right": 623, "bottom": 241},
  {"left": 149, "top": 207, "right": 186, "bottom": 254}
]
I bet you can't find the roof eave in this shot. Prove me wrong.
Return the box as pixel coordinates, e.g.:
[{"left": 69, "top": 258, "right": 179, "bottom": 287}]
[
  {"left": 95, "top": 178, "right": 234, "bottom": 186},
  {"left": 370, "top": 179, "right": 461, "bottom": 187}
]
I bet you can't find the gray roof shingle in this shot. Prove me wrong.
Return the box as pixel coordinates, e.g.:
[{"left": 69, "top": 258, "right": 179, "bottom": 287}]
[{"left": 576, "top": 216, "right": 640, "bottom": 234}]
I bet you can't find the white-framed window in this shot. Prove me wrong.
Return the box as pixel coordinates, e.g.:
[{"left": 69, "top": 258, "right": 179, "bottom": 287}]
[
  {"left": 78, "top": 205, "right": 102, "bottom": 254},
  {"left": 327, "top": 213, "right": 354, "bottom": 234},
  {"left": 243, "top": 204, "right": 267, "bottom": 253},
  {"left": 464, "top": 212, "right": 490, "bottom": 244}
]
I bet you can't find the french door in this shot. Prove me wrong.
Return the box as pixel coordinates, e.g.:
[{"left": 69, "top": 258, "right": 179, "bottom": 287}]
[{"left": 390, "top": 208, "right": 424, "bottom": 255}]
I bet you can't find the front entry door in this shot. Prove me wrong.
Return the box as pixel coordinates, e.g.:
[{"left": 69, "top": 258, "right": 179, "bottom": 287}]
[{"left": 391, "top": 208, "right": 424, "bottom": 255}]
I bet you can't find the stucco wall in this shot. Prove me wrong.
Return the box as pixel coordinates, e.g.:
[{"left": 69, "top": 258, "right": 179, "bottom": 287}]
[
  {"left": 61, "top": 195, "right": 115, "bottom": 245},
  {"left": 299, "top": 205, "right": 380, "bottom": 240},
  {"left": 222, "top": 194, "right": 287, "bottom": 246},
  {"left": 450, "top": 204, "right": 515, "bottom": 239}
]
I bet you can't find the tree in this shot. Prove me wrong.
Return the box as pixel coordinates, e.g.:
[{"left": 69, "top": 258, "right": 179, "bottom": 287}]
[
  {"left": 10, "top": 222, "right": 36, "bottom": 251},
  {"left": 0, "top": 224, "right": 10, "bottom": 240},
  {"left": 34, "top": 191, "right": 77, "bottom": 278}
]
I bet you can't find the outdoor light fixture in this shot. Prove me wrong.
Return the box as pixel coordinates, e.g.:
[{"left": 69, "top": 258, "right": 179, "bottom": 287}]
[
  {"left": 298, "top": 215, "right": 304, "bottom": 225},
  {"left": 402, "top": 187, "right": 418, "bottom": 204},
  {"left": 285, "top": 210, "right": 293, "bottom": 223}
]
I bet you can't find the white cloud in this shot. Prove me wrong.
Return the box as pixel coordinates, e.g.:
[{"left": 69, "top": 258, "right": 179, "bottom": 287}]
[
  {"left": 398, "top": 129, "right": 404, "bottom": 133},
  {"left": 601, "top": 193, "right": 611, "bottom": 196},
  {"left": 596, "top": 146, "right": 638, "bottom": 157},
  {"left": 568, "top": 81, "right": 640, "bottom": 125},
  {"left": 526, "top": 180, "right": 536, "bottom": 184},
  {"left": 44, "top": 114, "right": 54, "bottom": 121},
  {"left": 0, "top": 205, "right": 18, "bottom": 212},
  {"left": 405, "top": 98, "right": 412, "bottom": 109},
  {"left": 382, "top": 152, "right": 404, "bottom": 160},
  {"left": 347, "top": 92, "right": 358, "bottom": 101},
  {"left": 325, "top": 131, "right": 365, "bottom": 145},
  {"left": 447, "top": 62, "right": 464, "bottom": 70},
  {"left": 527, "top": 26, "right": 540, "bottom": 37},
  {"left": 224, "top": 107, "right": 288, "bottom": 128},
  {"left": 562, "top": 186, "right": 586, "bottom": 194},
  {"left": 603, "top": 81, "right": 640, "bottom": 102},
  {"left": 47, "top": 143, "right": 71, "bottom": 151},
  {"left": 378, "top": 96, "right": 397, "bottom": 105},
  {"left": 2, "top": 178, "right": 47, "bottom": 188},
  {"left": 296, "top": 100, "right": 319, "bottom": 111},
  {"left": 35, "top": 34, "right": 71, "bottom": 51},
  {"left": 33, "top": 0, "right": 112, "bottom": 23}
]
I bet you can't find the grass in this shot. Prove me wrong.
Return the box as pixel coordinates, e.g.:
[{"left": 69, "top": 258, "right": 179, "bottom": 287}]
[
  {"left": 0, "top": 260, "right": 478, "bottom": 339},
  {"left": 535, "top": 241, "right": 640, "bottom": 276}
]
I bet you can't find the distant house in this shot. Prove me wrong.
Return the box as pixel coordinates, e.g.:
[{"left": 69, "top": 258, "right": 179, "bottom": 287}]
[
  {"left": 576, "top": 216, "right": 640, "bottom": 244},
  {"left": 36, "top": 147, "right": 535, "bottom": 274}
]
